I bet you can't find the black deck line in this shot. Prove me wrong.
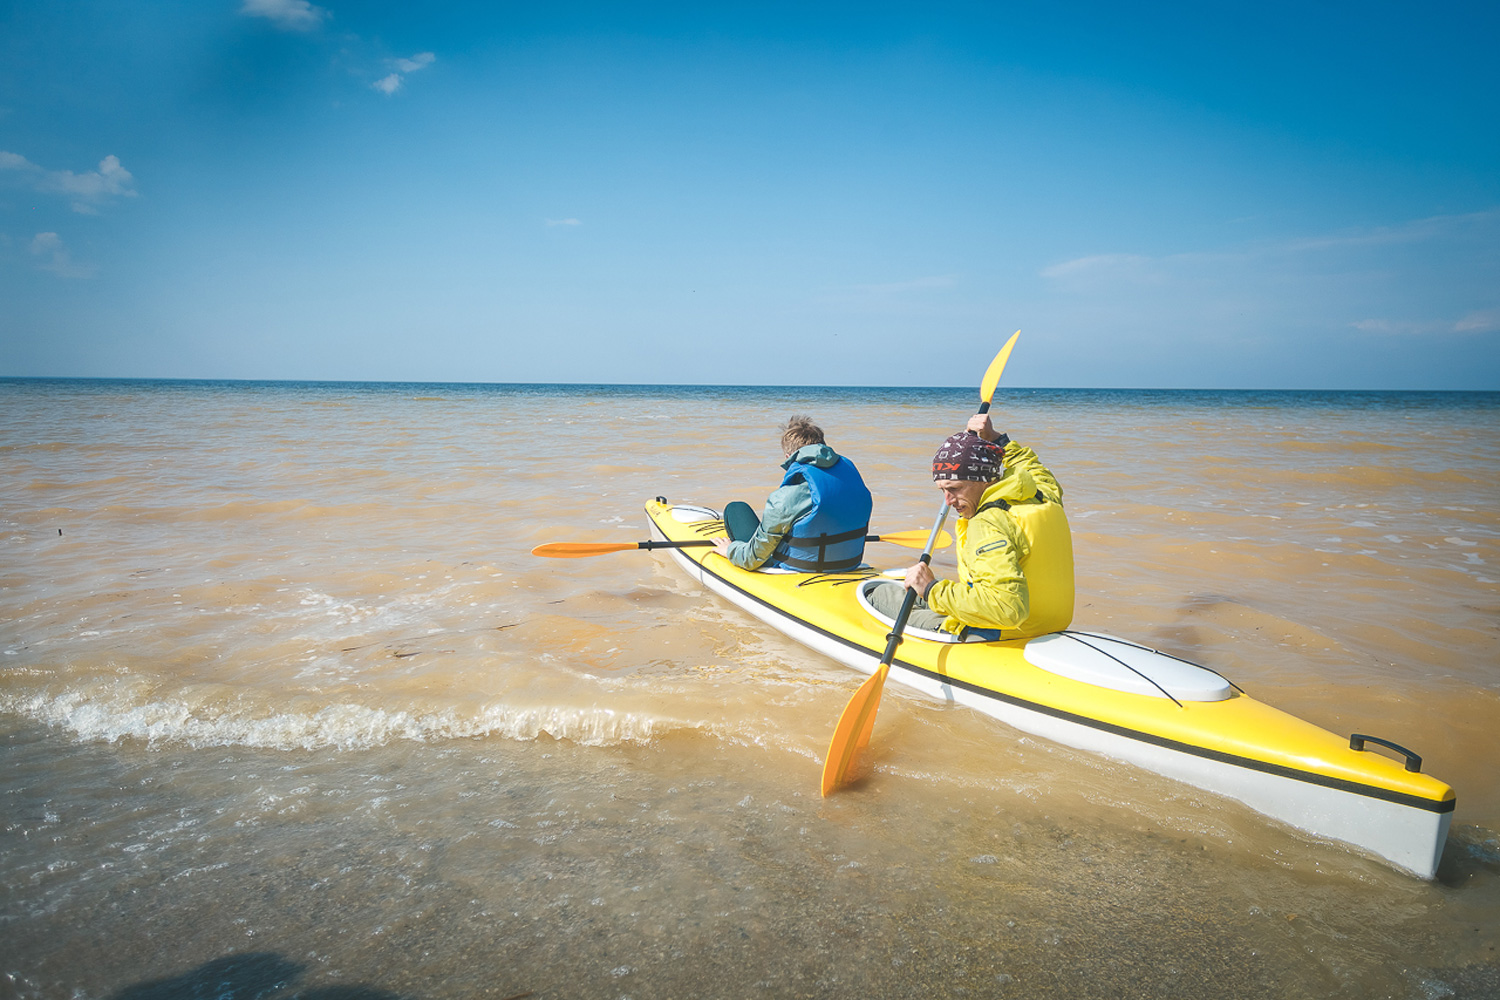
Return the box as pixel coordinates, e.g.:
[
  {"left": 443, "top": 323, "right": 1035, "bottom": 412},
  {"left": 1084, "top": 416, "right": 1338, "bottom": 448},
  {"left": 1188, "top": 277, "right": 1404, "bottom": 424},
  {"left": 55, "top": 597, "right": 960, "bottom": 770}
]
[{"left": 663, "top": 524, "right": 1455, "bottom": 816}]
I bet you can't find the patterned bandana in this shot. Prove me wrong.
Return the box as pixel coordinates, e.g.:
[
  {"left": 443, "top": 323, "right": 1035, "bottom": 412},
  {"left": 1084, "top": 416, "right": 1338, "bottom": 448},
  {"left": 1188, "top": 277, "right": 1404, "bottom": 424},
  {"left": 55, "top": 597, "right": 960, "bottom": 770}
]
[{"left": 931, "top": 432, "right": 1005, "bottom": 483}]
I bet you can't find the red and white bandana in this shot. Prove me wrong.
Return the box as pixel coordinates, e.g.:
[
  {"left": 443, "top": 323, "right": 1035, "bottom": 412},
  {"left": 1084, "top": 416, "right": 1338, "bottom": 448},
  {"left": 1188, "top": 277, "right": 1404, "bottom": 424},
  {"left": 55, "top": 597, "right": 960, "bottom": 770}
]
[{"left": 931, "top": 432, "right": 1004, "bottom": 482}]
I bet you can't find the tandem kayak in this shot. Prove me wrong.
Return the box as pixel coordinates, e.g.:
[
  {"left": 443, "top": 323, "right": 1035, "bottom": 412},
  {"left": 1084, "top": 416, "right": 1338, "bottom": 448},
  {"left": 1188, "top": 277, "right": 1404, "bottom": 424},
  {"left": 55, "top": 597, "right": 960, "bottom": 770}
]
[{"left": 644, "top": 497, "right": 1455, "bottom": 879}]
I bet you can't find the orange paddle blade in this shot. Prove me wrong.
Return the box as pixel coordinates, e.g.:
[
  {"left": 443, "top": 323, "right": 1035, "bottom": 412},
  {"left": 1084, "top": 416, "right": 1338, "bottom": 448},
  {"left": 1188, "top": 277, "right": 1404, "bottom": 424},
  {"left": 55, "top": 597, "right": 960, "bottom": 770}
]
[
  {"left": 530, "top": 542, "right": 639, "bottom": 558},
  {"left": 820, "top": 663, "right": 891, "bottom": 796}
]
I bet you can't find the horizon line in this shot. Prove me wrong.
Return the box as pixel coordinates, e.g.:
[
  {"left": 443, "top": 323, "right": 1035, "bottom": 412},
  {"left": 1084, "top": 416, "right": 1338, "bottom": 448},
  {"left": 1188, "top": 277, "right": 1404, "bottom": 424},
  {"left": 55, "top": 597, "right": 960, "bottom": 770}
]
[{"left": 2, "top": 375, "right": 1497, "bottom": 395}]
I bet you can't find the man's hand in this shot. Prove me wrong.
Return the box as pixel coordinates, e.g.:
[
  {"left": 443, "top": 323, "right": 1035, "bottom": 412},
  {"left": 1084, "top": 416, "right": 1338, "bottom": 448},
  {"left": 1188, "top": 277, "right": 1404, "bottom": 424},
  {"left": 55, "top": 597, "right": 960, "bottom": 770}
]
[
  {"left": 712, "top": 537, "right": 731, "bottom": 559},
  {"left": 904, "top": 560, "right": 935, "bottom": 595},
  {"left": 966, "top": 413, "right": 999, "bottom": 441}
]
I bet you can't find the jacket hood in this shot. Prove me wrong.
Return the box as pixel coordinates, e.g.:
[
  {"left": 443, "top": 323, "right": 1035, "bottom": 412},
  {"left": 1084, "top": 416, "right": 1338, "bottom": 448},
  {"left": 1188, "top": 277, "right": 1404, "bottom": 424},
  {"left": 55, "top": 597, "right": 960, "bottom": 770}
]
[
  {"left": 782, "top": 443, "right": 840, "bottom": 470},
  {"left": 978, "top": 464, "right": 1040, "bottom": 507}
]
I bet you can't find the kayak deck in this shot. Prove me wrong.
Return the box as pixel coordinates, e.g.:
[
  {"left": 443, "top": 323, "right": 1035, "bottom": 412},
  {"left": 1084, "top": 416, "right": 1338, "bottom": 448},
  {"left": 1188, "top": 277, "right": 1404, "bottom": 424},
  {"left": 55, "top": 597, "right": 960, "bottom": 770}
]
[{"left": 644, "top": 498, "right": 1455, "bottom": 878}]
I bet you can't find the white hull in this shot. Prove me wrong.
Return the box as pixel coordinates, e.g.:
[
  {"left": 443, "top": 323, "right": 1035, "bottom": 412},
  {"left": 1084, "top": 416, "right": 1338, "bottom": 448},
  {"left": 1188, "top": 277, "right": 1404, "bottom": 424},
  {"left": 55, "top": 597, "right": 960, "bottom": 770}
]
[{"left": 659, "top": 540, "right": 1453, "bottom": 878}]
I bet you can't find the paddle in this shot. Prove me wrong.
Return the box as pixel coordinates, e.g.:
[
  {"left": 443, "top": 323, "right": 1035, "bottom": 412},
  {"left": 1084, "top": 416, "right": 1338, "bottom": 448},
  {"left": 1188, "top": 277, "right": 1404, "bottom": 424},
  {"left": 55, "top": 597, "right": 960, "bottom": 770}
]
[
  {"left": 820, "top": 331, "right": 1020, "bottom": 796},
  {"left": 531, "top": 528, "right": 953, "bottom": 559}
]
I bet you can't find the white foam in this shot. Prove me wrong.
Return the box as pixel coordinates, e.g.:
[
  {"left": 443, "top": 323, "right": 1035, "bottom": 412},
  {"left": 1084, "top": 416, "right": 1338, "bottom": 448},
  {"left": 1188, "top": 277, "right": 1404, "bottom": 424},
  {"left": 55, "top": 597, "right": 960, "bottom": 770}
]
[{"left": 4, "top": 685, "right": 700, "bottom": 751}]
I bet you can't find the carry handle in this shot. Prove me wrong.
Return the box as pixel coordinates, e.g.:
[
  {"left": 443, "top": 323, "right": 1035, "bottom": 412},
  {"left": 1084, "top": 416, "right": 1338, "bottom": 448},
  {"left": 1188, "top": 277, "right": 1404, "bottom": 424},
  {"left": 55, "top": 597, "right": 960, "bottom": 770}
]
[{"left": 1349, "top": 733, "right": 1423, "bottom": 773}]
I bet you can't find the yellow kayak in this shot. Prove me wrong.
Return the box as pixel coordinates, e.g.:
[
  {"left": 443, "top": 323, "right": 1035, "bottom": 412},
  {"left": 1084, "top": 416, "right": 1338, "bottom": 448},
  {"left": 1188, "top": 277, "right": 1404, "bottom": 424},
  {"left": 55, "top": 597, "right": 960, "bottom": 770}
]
[{"left": 645, "top": 498, "right": 1455, "bottom": 878}]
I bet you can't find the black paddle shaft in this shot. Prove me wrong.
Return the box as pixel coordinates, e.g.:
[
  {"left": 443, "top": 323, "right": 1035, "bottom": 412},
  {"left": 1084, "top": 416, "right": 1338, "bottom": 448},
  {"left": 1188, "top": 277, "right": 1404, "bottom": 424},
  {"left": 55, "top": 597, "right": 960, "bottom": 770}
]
[
  {"left": 641, "top": 534, "right": 900, "bottom": 552},
  {"left": 880, "top": 393, "right": 996, "bottom": 664},
  {"left": 879, "top": 555, "right": 929, "bottom": 665}
]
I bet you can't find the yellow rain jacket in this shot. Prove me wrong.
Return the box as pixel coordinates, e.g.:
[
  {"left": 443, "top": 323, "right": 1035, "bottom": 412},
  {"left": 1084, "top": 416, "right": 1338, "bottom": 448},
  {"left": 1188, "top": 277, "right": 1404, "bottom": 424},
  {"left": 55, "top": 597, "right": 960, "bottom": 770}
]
[{"left": 925, "top": 441, "right": 1074, "bottom": 638}]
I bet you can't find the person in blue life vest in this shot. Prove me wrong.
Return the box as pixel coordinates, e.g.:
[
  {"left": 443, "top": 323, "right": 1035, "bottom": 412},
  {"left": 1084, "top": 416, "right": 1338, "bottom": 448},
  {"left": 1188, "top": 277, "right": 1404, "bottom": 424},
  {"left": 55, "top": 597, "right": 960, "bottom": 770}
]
[
  {"left": 711, "top": 416, "right": 874, "bottom": 573},
  {"left": 868, "top": 413, "right": 1074, "bottom": 640}
]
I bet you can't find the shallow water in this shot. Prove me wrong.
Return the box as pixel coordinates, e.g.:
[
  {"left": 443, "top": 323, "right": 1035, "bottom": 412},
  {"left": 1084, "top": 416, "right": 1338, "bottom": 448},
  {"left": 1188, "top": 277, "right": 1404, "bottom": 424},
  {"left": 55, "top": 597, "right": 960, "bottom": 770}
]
[{"left": 2, "top": 379, "right": 1498, "bottom": 999}]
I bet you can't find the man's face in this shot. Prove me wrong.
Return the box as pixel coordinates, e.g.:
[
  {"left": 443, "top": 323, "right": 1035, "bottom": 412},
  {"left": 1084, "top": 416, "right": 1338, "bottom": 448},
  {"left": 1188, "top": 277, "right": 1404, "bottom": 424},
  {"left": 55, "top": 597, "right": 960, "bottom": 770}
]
[{"left": 934, "top": 479, "right": 987, "bottom": 517}]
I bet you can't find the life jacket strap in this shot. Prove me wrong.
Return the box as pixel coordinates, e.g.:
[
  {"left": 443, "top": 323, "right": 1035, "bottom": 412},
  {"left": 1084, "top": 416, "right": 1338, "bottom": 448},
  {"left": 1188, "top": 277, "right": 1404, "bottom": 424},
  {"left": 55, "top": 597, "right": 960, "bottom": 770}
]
[
  {"left": 775, "top": 523, "right": 870, "bottom": 572},
  {"left": 787, "top": 524, "right": 868, "bottom": 546},
  {"left": 975, "top": 490, "right": 1047, "bottom": 517}
]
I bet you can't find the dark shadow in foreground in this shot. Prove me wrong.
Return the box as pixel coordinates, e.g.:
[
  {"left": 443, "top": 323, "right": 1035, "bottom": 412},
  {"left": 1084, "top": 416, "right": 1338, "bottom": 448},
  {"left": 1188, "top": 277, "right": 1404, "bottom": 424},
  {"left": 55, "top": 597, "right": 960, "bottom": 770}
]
[{"left": 108, "top": 952, "right": 410, "bottom": 1000}]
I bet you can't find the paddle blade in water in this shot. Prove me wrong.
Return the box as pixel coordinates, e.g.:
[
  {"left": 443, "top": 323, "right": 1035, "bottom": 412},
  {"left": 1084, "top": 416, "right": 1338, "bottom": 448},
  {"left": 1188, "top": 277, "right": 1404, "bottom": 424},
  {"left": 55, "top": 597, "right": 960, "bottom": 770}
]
[
  {"left": 531, "top": 542, "right": 639, "bottom": 558},
  {"left": 821, "top": 663, "right": 890, "bottom": 796}
]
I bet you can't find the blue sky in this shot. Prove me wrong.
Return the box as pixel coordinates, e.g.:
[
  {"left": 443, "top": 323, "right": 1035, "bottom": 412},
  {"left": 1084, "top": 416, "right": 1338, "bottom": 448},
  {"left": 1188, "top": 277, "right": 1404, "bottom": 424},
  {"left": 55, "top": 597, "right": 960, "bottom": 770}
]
[{"left": 2, "top": 1, "right": 1497, "bottom": 389}]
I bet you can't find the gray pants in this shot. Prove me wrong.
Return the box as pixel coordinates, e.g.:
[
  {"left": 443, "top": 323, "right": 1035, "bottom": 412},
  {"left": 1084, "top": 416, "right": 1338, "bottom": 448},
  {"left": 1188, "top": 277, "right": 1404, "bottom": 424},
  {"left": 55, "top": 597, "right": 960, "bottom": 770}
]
[{"left": 867, "top": 581, "right": 948, "bottom": 631}]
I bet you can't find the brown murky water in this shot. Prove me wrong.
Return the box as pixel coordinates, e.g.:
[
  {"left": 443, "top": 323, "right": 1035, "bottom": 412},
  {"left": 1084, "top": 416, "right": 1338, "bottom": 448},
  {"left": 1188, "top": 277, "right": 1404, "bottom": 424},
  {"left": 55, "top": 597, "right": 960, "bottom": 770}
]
[{"left": 2, "top": 379, "right": 1498, "bottom": 999}]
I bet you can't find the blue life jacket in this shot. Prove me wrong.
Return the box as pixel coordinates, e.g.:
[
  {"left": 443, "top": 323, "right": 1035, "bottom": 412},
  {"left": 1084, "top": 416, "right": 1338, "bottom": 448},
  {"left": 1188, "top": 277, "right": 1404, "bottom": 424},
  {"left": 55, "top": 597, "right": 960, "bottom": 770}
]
[{"left": 767, "top": 456, "right": 873, "bottom": 572}]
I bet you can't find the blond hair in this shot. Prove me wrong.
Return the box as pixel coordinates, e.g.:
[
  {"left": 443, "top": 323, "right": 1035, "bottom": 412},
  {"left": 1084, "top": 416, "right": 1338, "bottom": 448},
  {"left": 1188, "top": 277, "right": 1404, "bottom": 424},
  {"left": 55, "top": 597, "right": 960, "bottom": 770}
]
[{"left": 780, "top": 415, "right": 825, "bottom": 454}]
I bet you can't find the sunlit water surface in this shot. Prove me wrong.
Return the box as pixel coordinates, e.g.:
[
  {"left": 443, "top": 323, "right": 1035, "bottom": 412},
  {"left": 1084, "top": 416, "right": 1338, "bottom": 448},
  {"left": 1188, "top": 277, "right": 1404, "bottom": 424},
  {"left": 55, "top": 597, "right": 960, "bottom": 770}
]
[{"left": 2, "top": 379, "right": 1498, "bottom": 999}]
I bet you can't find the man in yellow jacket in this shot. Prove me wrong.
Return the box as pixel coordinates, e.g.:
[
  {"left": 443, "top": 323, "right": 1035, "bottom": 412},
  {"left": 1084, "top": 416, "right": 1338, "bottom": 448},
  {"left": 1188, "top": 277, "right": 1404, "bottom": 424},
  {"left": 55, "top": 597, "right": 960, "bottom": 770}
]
[{"left": 871, "top": 414, "right": 1074, "bottom": 640}]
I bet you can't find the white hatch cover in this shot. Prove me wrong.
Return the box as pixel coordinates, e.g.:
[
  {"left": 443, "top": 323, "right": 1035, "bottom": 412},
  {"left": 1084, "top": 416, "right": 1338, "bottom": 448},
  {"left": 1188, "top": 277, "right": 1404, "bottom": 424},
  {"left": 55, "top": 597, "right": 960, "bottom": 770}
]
[{"left": 1023, "top": 632, "right": 1233, "bottom": 702}]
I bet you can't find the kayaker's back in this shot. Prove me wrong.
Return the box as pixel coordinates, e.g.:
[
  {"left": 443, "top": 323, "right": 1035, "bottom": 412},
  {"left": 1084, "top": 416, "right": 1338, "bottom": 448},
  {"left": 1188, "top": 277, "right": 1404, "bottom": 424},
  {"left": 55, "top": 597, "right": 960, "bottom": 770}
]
[{"left": 1013, "top": 495, "right": 1074, "bottom": 636}]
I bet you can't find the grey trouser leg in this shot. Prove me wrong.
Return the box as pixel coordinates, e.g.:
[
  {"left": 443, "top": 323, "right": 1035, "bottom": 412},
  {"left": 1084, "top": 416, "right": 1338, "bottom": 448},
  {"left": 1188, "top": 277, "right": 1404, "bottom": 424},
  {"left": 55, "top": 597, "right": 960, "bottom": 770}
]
[{"left": 867, "top": 581, "right": 949, "bottom": 631}]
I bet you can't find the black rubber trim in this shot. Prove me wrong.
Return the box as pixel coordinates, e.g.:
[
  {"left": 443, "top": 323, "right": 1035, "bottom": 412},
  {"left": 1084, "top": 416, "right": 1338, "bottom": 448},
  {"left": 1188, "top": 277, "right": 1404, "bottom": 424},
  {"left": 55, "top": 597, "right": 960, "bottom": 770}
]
[{"left": 670, "top": 531, "right": 1455, "bottom": 816}]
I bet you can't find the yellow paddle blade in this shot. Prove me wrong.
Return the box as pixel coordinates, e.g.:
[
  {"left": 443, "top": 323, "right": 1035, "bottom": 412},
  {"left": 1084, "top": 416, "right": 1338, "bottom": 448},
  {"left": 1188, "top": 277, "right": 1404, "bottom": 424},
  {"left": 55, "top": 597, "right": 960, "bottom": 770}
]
[
  {"left": 821, "top": 663, "right": 891, "bottom": 796},
  {"left": 875, "top": 529, "right": 953, "bottom": 550},
  {"left": 531, "top": 541, "right": 639, "bottom": 558},
  {"left": 978, "top": 330, "right": 1021, "bottom": 405}
]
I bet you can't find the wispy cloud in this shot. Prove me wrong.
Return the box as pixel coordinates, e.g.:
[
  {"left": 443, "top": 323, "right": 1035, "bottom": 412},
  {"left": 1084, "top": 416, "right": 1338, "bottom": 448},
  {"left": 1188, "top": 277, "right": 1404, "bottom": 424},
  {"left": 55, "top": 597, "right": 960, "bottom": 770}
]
[
  {"left": 1455, "top": 308, "right": 1500, "bottom": 333},
  {"left": 29, "top": 232, "right": 94, "bottom": 278},
  {"left": 1039, "top": 254, "right": 1152, "bottom": 280},
  {"left": 1044, "top": 209, "right": 1500, "bottom": 284},
  {"left": 240, "top": 0, "right": 328, "bottom": 31},
  {"left": 0, "top": 151, "right": 137, "bottom": 214},
  {"left": 849, "top": 274, "right": 959, "bottom": 294},
  {"left": 1354, "top": 309, "right": 1500, "bottom": 337},
  {"left": 394, "top": 52, "right": 436, "bottom": 74},
  {"left": 235, "top": 3, "right": 432, "bottom": 102},
  {"left": 814, "top": 274, "right": 960, "bottom": 314},
  {"left": 1283, "top": 209, "right": 1500, "bottom": 253},
  {"left": 372, "top": 51, "right": 436, "bottom": 96},
  {"left": 545, "top": 218, "right": 582, "bottom": 227}
]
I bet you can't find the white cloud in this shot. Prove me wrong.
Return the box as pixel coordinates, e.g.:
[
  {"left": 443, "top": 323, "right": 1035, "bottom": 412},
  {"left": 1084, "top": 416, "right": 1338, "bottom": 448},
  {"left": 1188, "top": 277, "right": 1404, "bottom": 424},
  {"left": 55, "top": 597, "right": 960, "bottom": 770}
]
[
  {"left": 1349, "top": 318, "right": 1440, "bottom": 336},
  {"left": 0, "top": 151, "right": 137, "bottom": 214},
  {"left": 849, "top": 275, "right": 959, "bottom": 295},
  {"left": 29, "top": 232, "right": 95, "bottom": 279},
  {"left": 1040, "top": 254, "right": 1152, "bottom": 280},
  {"left": 373, "top": 52, "right": 436, "bottom": 96},
  {"left": 1350, "top": 310, "right": 1498, "bottom": 337},
  {"left": 546, "top": 218, "right": 582, "bottom": 227},
  {"left": 1454, "top": 308, "right": 1500, "bottom": 334},
  {"left": 240, "top": 0, "right": 328, "bottom": 31},
  {"left": 1284, "top": 210, "right": 1500, "bottom": 253},
  {"left": 394, "top": 52, "right": 436, "bottom": 74},
  {"left": 1041, "top": 211, "right": 1500, "bottom": 286}
]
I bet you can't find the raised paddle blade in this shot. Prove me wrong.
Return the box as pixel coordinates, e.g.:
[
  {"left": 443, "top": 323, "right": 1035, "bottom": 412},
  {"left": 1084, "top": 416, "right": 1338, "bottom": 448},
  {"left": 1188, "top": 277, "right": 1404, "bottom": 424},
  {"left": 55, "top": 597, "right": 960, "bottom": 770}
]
[
  {"left": 873, "top": 528, "right": 953, "bottom": 550},
  {"left": 821, "top": 663, "right": 890, "bottom": 795},
  {"left": 979, "top": 330, "right": 1020, "bottom": 407},
  {"left": 530, "top": 541, "right": 640, "bottom": 558}
]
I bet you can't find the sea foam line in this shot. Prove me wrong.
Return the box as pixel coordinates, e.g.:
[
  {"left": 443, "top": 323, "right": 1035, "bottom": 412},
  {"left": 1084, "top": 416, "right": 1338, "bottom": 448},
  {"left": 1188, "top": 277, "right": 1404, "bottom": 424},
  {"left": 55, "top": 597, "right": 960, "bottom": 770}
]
[{"left": 3, "top": 688, "right": 704, "bottom": 751}]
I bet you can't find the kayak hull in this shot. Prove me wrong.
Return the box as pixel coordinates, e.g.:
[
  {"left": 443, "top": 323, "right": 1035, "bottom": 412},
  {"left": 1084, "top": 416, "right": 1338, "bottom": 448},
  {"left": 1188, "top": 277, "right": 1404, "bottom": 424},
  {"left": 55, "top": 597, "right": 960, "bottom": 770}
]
[{"left": 645, "top": 499, "right": 1454, "bottom": 878}]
